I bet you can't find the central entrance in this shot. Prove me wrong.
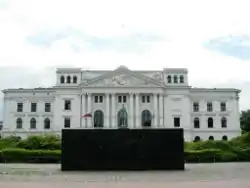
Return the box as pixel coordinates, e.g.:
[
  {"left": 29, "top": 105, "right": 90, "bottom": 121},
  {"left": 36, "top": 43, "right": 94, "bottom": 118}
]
[{"left": 117, "top": 104, "right": 128, "bottom": 128}]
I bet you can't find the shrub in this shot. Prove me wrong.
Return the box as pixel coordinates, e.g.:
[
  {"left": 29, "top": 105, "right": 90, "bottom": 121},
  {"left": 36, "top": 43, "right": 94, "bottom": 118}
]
[
  {"left": 0, "top": 148, "right": 61, "bottom": 163},
  {"left": 185, "top": 149, "right": 221, "bottom": 163},
  {"left": 16, "top": 135, "right": 61, "bottom": 150}
]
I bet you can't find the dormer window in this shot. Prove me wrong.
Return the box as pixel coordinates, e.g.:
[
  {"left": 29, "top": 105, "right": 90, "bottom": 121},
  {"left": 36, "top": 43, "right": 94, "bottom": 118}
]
[
  {"left": 60, "top": 76, "right": 65, "bottom": 84},
  {"left": 66, "top": 76, "right": 71, "bottom": 83},
  {"left": 167, "top": 75, "right": 172, "bottom": 83},
  {"left": 180, "top": 75, "right": 184, "bottom": 83},
  {"left": 73, "top": 76, "right": 77, "bottom": 84},
  {"left": 173, "top": 75, "right": 178, "bottom": 83}
]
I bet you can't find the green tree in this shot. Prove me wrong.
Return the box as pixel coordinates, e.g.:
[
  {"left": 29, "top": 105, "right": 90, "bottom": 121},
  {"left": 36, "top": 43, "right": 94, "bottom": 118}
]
[{"left": 240, "top": 110, "right": 250, "bottom": 133}]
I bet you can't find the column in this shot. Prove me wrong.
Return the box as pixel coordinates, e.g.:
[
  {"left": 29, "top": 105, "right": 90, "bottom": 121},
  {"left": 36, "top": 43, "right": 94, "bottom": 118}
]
[
  {"left": 153, "top": 93, "right": 158, "bottom": 127},
  {"left": 87, "top": 93, "right": 92, "bottom": 128},
  {"left": 105, "top": 93, "right": 110, "bottom": 128},
  {"left": 135, "top": 93, "right": 140, "bottom": 128},
  {"left": 129, "top": 93, "right": 134, "bottom": 128},
  {"left": 163, "top": 94, "right": 168, "bottom": 127},
  {"left": 159, "top": 94, "right": 164, "bottom": 127},
  {"left": 111, "top": 93, "right": 116, "bottom": 128},
  {"left": 81, "top": 93, "right": 86, "bottom": 128}
]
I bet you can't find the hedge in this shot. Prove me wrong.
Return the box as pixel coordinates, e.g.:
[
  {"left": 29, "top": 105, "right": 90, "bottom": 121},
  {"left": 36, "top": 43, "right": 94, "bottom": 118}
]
[
  {"left": 0, "top": 148, "right": 61, "bottom": 163},
  {"left": 0, "top": 133, "right": 249, "bottom": 163}
]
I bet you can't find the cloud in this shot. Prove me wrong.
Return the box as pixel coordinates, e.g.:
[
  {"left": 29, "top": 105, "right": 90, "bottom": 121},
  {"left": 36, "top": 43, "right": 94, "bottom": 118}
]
[
  {"left": 26, "top": 27, "right": 165, "bottom": 53},
  {"left": 0, "top": 0, "right": 250, "bottom": 120},
  {"left": 204, "top": 35, "right": 250, "bottom": 60}
]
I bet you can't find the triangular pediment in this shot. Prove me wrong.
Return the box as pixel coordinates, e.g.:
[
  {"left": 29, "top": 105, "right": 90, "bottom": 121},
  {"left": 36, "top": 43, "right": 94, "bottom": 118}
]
[{"left": 81, "top": 66, "right": 164, "bottom": 88}]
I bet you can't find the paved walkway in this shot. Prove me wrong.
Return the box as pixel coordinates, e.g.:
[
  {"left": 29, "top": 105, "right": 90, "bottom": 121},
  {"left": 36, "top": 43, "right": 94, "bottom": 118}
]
[{"left": 0, "top": 163, "right": 249, "bottom": 187}]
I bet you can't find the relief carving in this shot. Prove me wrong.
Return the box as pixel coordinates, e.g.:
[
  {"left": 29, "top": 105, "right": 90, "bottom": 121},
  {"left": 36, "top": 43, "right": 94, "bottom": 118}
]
[
  {"left": 152, "top": 72, "right": 163, "bottom": 82},
  {"left": 112, "top": 75, "right": 127, "bottom": 85}
]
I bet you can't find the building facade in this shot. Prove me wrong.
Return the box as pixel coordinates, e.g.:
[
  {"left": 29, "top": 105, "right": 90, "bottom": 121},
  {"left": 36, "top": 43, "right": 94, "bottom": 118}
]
[{"left": 1, "top": 66, "right": 241, "bottom": 141}]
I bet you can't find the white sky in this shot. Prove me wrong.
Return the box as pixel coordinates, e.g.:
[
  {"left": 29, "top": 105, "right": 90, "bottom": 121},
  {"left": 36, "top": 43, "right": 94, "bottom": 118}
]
[{"left": 0, "top": 0, "right": 250, "bottom": 114}]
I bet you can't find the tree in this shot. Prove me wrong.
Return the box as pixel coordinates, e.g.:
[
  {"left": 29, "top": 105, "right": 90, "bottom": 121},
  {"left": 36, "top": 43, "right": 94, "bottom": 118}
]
[{"left": 240, "top": 110, "right": 250, "bottom": 133}]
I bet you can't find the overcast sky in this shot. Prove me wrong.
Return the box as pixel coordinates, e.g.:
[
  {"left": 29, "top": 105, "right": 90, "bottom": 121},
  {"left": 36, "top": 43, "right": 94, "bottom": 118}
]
[{"left": 0, "top": 0, "right": 250, "bottom": 120}]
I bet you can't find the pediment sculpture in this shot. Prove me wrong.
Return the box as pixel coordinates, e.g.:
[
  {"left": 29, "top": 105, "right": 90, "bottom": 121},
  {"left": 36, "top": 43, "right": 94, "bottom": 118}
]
[{"left": 112, "top": 75, "right": 127, "bottom": 85}]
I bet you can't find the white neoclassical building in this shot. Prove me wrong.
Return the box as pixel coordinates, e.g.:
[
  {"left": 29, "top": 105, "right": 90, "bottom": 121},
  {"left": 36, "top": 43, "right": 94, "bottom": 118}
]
[{"left": 1, "top": 66, "right": 241, "bottom": 141}]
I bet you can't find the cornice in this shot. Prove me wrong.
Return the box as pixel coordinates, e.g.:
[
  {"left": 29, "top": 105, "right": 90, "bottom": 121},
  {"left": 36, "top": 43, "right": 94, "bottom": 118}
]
[{"left": 191, "top": 87, "right": 241, "bottom": 93}]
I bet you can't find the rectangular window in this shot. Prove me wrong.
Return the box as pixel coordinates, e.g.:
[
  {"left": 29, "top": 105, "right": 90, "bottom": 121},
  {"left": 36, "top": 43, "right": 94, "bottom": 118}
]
[
  {"left": 142, "top": 96, "right": 145, "bottom": 103},
  {"left": 220, "top": 102, "right": 226, "bottom": 112},
  {"left": 207, "top": 102, "right": 213, "bottom": 112},
  {"left": 94, "top": 96, "right": 98, "bottom": 103},
  {"left": 99, "top": 96, "right": 103, "bottom": 103},
  {"left": 147, "top": 96, "right": 150, "bottom": 103},
  {"left": 174, "top": 117, "right": 180, "bottom": 127},
  {"left": 123, "top": 96, "right": 127, "bottom": 103},
  {"left": 142, "top": 95, "right": 150, "bottom": 103},
  {"left": 118, "top": 95, "right": 127, "bottom": 103},
  {"left": 94, "top": 95, "right": 104, "bottom": 103},
  {"left": 64, "top": 100, "right": 71, "bottom": 110},
  {"left": 193, "top": 102, "right": 199, "bottom": 112},
  {"left": 45, "top": 103, "right": 51, "bottom": 112},
  {"left": 31, "top": 103, "right": 37, "bottom": 112},
  {"left": 64, "top": 118, "right": 70, "bottom": 128},
  {"left": 17, "top": 103, "right": 23, "bottom": 112},
  {"left": 118, "top": 96, "right": 122, "bottom": 103}
]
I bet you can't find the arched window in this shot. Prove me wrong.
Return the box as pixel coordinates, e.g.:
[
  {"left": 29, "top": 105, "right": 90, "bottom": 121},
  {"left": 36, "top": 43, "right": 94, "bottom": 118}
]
[
  {"left": 221, "top": 117, "right": 227, "bottom": 128},
  {"left": 179, "top": 75, "right": 184, "bottom": 83},
  {"left": 16, "top": 118, "right": 22, "bottom": 129},
  {"left": 194, "top": 136, "right": 200, "bottom": 142},
  {"left": 30, "top": 118, "right": 36, "bottom": 129},
  {"left": 94, "top": 110, "right": 104, "bottom": 128},
  {"left": 73, "top": 76, "right": 77, "bottom": 84},
  {"left": 208, "top": 136, "right": 214, "bottom": 140},
  {"left": 117, "top": 106, "right": 128, "bottom": 128},
  {"left": 60, "top": 76, "right": 65, "bottom": 84},
  {"left": 167, "top": 75, "right": 172, "bottom": 83},
  {"left": 44, "top": 118, "right": 50, "bottom": 129},
  {"left": 66, "top": 76, "right": 71, "bottom": 83},
  {"left": 222, "top": 135, "right": 228, "bottom": 141},
  {"left": 141, "top": 110, "right": 152, "bottom": 127},
  {"left": 173, "top": 75, "right": 178, "bottom": 83},
  {"left": 208, "top": 117, "right": 213, "bottom": 128},
  {"left": 194, "top": 117, "right": 200, "bottom": 128}
]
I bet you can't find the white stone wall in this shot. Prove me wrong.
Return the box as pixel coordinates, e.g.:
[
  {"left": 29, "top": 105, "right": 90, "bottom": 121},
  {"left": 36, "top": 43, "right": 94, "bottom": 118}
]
[{"left": 1, "top": 67, "right": 241, "bottom": 141}]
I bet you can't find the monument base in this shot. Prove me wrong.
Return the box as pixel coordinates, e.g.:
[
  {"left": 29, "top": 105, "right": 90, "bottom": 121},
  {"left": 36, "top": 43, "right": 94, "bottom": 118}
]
[{"left": 61, "top": 128, "right": 184, "bottom": 171}]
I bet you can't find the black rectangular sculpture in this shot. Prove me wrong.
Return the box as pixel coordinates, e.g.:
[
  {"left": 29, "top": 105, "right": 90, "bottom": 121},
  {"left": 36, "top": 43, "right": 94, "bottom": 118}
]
[{"left": 61, "top": 128, "right": 184, "bottom": 171}]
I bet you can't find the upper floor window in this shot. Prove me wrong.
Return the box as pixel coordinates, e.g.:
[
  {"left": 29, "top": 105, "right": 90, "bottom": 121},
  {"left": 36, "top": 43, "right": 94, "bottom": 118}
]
[
  {"left": 17, "top": 103, "right": 23, "bottom": 112},
  {"left": 66, "top": 76, "right": 71, "bottom": 83},
  {"left": 193, "top": 102, "right": 199, "bottom": 112},
  {"left": 31, "top": 103, "right": 37, "bottom": 112},
  {"left": 179, "top": 75, "right": 184, "bottom": 83},
  {"left": 73, "top": 76, "right": 77, "bottom": 84},
  {"left": 60, "top": 76, "right": 65, "bottom": 84},
  {"left": 142, "top": 95, "right": 150, "bottom": 103},
  {"left": 118, "top": 95, "right": 127, "bottom": 103},
  {"left": 167, "top": 75, "right": 172, "bottom": 83},
  {"left": 173, "top": 75, "right": 178, "bottom": 83},
  {"left": 45, "top": 103, "right": 51, "bottom": 112},
  {"left": 64, "top": 117, "right": 71, "bottom": 128},
  {"left": 94, "top": 95, "right": 103, "bottom": 103},
  {"left": 207, "top": 102, "right": 213, "bottom": 112},
  {"left": 220, "top": 102, "right": 226, "bottom": 112},
  {"left": 64, "top": 100, "right": 71, "bottom": 110},
  {"left": 174, "top": 117, "right": 180, "bottom": 127}
]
